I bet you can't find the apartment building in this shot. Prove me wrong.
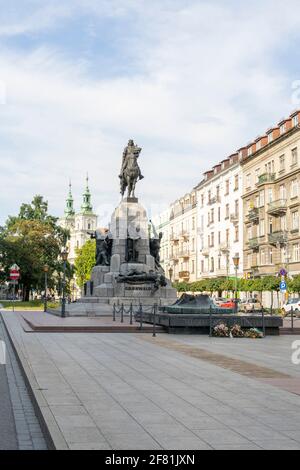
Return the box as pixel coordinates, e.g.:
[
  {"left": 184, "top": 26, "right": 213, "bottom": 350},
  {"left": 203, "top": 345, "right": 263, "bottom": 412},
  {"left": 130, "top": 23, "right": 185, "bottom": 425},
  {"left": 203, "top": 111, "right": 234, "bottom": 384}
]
[
  {"left": 195, "top": 154, "right": 243, "bottom": 279},
  {"left": 153, "top": 191, "right": 197, "bottom": 283},
  {"left": 242, "top": 110, "right": 300, "bottom": 278}
]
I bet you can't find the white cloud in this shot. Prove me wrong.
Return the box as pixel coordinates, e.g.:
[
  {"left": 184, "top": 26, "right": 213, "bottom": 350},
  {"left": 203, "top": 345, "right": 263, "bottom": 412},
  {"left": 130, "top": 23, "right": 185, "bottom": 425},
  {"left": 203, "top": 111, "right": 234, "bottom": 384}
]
[{"left": 0, "top": 0, "right": 300, "bottom": 225}]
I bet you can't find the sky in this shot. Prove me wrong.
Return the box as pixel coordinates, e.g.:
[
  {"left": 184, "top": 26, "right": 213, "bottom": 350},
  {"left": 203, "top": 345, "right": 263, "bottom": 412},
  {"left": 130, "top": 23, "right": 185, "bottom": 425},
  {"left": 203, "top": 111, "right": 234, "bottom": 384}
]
[{"left": 1, "top": 0, "right": 300, "bottom": 226}]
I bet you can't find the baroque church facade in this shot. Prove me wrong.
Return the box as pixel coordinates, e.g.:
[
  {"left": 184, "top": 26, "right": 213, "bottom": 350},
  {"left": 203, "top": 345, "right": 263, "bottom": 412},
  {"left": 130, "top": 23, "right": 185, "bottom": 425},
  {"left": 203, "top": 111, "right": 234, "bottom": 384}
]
[{"left": 59, "top": 177, "right": 98, "bottom": 266}]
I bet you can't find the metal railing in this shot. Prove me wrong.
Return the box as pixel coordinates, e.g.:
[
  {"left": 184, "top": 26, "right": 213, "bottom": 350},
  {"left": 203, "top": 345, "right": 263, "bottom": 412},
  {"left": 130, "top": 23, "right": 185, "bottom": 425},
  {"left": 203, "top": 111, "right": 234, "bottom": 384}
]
[{"left": 112, "top": 303, "right": 159, "bottom": 337}]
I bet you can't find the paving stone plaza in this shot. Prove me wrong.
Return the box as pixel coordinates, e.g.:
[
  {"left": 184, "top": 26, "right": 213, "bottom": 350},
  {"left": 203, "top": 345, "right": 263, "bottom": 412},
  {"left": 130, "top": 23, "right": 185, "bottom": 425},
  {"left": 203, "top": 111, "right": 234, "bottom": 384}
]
[{"left": 1, "top": 310, "right": 300, "bottom": 450}]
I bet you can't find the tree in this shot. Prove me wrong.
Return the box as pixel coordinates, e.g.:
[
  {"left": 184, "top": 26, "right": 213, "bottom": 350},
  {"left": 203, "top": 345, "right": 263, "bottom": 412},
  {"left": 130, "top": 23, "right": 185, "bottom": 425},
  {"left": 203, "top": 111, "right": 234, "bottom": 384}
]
[
  {"left": 0, "top": 195, "right": 70, "bottom": 300},
  {"left": 74, "top": 240, "right": 96, "bottom": 288}
]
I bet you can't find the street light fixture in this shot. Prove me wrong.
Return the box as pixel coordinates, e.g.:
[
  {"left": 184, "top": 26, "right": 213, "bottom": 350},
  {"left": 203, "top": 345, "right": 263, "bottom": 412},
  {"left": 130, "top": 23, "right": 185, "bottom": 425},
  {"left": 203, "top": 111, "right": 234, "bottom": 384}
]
[
  {"left": 61, "top": 249, "right": 68, "bottom": 318},
  {"left": 232, "top": 253, "right": 240, "bottom": 314},
  {"left": 43, "top": 264, "right": 49, "bottom": 312}
]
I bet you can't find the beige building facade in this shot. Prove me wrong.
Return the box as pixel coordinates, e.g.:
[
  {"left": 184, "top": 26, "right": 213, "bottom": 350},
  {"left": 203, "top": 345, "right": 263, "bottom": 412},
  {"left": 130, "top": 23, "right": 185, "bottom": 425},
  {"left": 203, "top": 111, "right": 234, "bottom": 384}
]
[
  {"left": 242, "top": 110, "right": 300, "bottom": 278},
  {"left": 153, "top": 191, "right": 197, "bottom": 283}
]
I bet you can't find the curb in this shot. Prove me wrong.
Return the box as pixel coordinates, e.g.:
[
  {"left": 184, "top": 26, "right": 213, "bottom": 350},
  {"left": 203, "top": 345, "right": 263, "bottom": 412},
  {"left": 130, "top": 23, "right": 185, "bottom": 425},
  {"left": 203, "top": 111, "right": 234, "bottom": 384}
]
[{"left": 1, "top": 312, "right": 69, "bottom": 450}]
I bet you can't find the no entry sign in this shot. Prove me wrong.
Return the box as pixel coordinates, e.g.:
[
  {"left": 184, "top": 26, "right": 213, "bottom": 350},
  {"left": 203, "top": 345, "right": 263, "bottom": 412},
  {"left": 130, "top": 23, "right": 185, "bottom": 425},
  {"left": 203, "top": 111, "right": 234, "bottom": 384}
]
[{"left": 9, "top": 264, "right": 20, "bottom": 281}]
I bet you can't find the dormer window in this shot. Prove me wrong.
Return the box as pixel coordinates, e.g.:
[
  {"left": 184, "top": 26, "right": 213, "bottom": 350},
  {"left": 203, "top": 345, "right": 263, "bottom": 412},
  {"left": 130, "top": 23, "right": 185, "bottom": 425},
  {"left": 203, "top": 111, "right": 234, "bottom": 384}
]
[
  {"left": 293, "top": 115, "right": 299, "bottom": 127},
  {"left": 256, "top": 141, "right": 261, "bottom": 151},
  {"left": 247, "top": 147, "right": 252, "bottom": 157},
  {"left": 280, "top": 123, "right": 286, "bottom": 135},
  {"left": 268, "top": 133, "right": 273, "bottom": 143}
]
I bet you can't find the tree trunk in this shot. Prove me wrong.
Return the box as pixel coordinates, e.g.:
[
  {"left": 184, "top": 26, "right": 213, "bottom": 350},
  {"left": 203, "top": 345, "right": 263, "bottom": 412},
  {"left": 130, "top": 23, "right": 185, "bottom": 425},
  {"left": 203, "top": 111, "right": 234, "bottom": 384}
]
[{"left": 23, "top": 285, "right": 30, "bottom": 301}]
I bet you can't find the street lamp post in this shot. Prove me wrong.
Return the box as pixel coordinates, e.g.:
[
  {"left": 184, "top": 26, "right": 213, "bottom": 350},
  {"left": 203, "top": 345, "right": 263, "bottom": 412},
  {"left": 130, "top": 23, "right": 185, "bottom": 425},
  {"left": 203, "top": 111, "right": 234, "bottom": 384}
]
[
  {"left": 232, "top": 253, "right": 240, "bottom": 314},
  {"left": 43, "top": 264, "right": 49, "bottom": 312},
  {"left": 61, "top": 249, "right": 68, "bottom": 318}
]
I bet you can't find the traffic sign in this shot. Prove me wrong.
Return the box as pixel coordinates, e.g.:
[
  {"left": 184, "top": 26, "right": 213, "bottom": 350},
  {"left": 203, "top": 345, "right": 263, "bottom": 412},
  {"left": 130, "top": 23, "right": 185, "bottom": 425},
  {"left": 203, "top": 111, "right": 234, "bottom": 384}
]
[
  {"left": 279, "top": 268, "right": 288, "bottom": 277},
  {"left": 9, "top": 264, "right": 20, "bottom": 281},
  {"left": 280, "top": 280, "right": 287, "bottom": 292}
]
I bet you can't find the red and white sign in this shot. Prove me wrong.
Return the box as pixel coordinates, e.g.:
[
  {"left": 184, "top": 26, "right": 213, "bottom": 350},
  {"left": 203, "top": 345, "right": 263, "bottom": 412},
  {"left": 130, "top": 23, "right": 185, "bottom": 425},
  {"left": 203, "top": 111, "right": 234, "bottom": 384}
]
[{"left": 9, "top": 264, "right": 20, "bottom": 281}]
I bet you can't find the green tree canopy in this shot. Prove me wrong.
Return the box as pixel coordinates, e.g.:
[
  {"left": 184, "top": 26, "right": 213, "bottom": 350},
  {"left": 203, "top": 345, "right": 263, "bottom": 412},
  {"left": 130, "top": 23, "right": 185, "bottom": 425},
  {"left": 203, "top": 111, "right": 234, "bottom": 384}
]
[
  {"left": 0, "top": 195, "right": 70, "bottom": 300},
  {"left": 74, "top": 239, "right": 96, "bottom": 288}
]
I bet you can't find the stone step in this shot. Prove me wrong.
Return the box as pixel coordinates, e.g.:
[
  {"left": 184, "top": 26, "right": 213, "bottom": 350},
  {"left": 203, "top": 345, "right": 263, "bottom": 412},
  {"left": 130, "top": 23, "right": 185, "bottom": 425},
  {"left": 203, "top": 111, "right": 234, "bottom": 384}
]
[{"left": 280, "top": 328, "right": 300, "bottom": 335}]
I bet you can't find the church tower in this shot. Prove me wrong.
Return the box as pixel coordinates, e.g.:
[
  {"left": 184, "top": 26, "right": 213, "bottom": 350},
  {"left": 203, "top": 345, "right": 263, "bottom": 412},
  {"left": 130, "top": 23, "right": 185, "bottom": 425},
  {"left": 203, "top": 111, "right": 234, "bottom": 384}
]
[{"left": 59, "top": 177, "right": 98, "bottom": 266}]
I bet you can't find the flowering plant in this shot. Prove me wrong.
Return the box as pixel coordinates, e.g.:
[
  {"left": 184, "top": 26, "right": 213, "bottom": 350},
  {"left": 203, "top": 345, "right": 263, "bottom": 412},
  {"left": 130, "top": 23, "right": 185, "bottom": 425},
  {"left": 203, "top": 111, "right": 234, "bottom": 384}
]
[
  {"left": 213, "top": 323, "right": 229, "bottom": 337},
  {"left": 244, "top": 328, "right": 263, "bottom": 339},
  {"left": 230, "top": 324, "right": 245, "bottom": 338}
]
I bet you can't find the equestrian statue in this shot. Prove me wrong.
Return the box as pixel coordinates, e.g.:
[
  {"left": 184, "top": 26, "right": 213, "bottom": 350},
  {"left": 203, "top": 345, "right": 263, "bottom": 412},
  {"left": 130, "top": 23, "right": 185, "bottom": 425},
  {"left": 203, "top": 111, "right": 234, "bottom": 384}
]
[{"left": 119, "top": 139, "right": 144, "bottom": 198}]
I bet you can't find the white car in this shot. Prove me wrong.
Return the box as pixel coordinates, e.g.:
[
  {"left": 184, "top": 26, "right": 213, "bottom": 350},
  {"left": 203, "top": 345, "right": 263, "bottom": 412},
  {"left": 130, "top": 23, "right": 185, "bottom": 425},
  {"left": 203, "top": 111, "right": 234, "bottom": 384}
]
[{"left": 282, "top": 298, "right": 300, "bottom": 316}]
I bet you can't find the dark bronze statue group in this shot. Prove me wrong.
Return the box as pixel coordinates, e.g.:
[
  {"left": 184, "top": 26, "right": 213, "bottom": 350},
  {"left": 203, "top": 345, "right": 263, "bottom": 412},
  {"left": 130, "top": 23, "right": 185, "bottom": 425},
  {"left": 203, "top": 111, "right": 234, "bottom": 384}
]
[{"left": 90, "top": 140, "right": 167, "bottom": 291}]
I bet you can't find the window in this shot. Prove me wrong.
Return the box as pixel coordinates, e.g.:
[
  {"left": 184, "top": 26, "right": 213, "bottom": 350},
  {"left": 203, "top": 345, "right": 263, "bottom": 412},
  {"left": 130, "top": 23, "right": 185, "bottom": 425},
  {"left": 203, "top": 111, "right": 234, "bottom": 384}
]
[
  {"left": 234, "top": 200, "right": 239, "bottom": 217},
  {"left": 291, "top": 179, "right": 299, "bottom": 198},
  {"left": 246, "top": 173, "right": 251, "bottom": 188},
  {"left": 259, "top": 190, "right": 265, "bottom": 207},
  {"left": 247, "top": 253, "right": 252, "bottom": 269},
  {"left": 255, "top": 168, "right": 260, "bottom": 183},
  {"left": 248, "top": 147, "right": 252, "bottom": 157},
  {"left": 293, "top": 244, "right": 300, "bottom": 262},
  {"left": 260, "top": 248, "right": 266, "bottom": 265},
  {"left": 248, "top": 227, "right": 252, "bottom": 241},
  {"left": 256, "top": 140, "right": 261, "bottom": 151},
  {"left": 208, "top": 190, "right": 211, "bottom": 203},
  {"left": 191, "top": 260, "right": 195, "bottom": 273},
  {"left": 226, "top": 229, "right": 229, "bottom": 245},
  {"left": 210, "top": 257, "right": 214, "bottom": 272},
  {"left": 225, "top": 204, "right": 229, "bottom": 219},
  {"left": 280, "top": 184, "right": 286, "bottom": 200},
  {"left": 192, "top": 217, "right": 195, "bottom": 230},
  {"left": 218, "top": 231, "right": 221, "bottom": 244},
  {"left": 201, "top": 260, "right": 204, "bottom": 273},
  {"left": 218, "top": 207, "right": 221, "bottom": 222},
  {"left": 265, "top": 160, "right": 275, "bottom": 174},
  {"left": 216, "top": 186, "right": 220, "bottom": 199},
  {"left": 292, "top": 211, "right": 299, "bottom": 230},
  {"left": 218, "top": 255, "right": 221, "bottom": 270},
  {"left": 211, "top": 208, "right": 214, "bottom": 223},
  {"left": 225, "top": 180, "right": 229, "bottom": 195},
  {"left": 269, "top": 217, "right": 273, "bottom": 234},
  {"left": 280, "top": 123, "right": 286, "bottom": 135},
  {"left": 268, "top": 132, "right": 273, "bottom": 144},
  {"left": 210, "top": 232, "right": 214, "bottom": 247},
  {"left": 293, "top": 115, "right": 299, "bottom": 127},
  {"left": 234, "top": 175, "right": 239, "bottom": 190},
  {"left": 201, "top": 194, "right": 204, "bottom": 207},
  {"left": 279, "top": 155, "right": 285, "bottom": 171},
  {"left": 292, "top": 148, "right": 298, "bottom": 166},
  {"left": 259, "top": 219, "right": 265, "bottom": 237},
  {"left": 234, "top": 225, "right": 239, "bottom": 242},
  {"left": 269, "top": 248, "right": 273, "bottom": 265},
  {"left": 280, "top": 215, "right": 287, "bottom": 231},
  {"left": 88, "top": 223, "right": 91, "bottom": 230},
  {"left": 268, "top": 188, "right": 273, "bottom": 203}
]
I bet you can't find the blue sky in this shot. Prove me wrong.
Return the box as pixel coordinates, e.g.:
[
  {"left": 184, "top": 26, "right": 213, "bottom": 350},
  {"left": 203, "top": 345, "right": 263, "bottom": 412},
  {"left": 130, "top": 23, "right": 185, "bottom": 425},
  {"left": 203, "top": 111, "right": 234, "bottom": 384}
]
[{"left": 1, "top": 0, "right": 300, "bottom": 225}]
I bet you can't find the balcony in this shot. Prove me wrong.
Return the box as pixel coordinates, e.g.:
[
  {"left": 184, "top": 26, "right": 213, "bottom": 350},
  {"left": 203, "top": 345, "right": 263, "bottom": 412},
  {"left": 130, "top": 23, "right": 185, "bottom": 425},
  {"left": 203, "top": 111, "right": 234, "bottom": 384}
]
[
  {"left": 170, "top": 234, "right": 179, "bottom": 243},
  {"left": 248, "top": 237, "right": 259, "bottom": 251},
  {"left": 230, "top": 213, "right": 239, "bottom": 224},
  {"left": 268, "top": 230, "right": 288, "bottom": 246},
  {"left": 246, "top": 207, "right": 259, "bottom": 224},
  {"left": 178, "top": 250, "right": 190, "bottom": 259},
  {"left": 219, "top": 242, "right": 230, "bottom": 253},
  {"left": 256, "top": 172, "right": 275, "bottom": 186},
  {"left": 179, "top": 230, "right": 189, "bottom": 239},
  {"left": 207, "top": 195, "right": 220, "bottom": 205},
  {"left": 267, "top": 199, "right": 287, "bottom": 216},
  {"left": 201, "top": 246, "right": 210, "bottom": 257},
  {"left": 170, "top": 253, "right": 179, "bottom": 261},
  {"left": 179, "top": 270, "right": 190, "bottom": 279}
]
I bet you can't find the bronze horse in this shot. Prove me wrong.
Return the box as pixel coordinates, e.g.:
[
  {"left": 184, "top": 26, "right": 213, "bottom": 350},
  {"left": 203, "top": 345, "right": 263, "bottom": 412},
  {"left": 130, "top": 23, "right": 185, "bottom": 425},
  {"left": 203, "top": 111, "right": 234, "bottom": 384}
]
[{"left": 119, "top": 141, "right": 143, "bottom": 198}]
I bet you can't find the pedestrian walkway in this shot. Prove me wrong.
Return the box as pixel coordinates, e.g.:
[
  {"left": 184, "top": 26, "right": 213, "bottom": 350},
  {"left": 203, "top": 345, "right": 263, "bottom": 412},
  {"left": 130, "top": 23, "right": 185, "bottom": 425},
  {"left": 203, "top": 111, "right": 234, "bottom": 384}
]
[
  {"left": 3, "top": 311, "right": 300, "bottom": 450},
  {"left": 0, "top": 314, "right": 47, "bottom": 450}
]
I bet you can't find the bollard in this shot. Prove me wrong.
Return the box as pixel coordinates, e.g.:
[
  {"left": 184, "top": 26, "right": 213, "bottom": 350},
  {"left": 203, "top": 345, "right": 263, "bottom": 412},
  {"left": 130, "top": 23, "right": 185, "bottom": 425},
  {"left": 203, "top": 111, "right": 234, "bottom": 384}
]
[
  {"left": 209, "top": 305, "right": 212, "bottom": 337},
  {"left": 152, "top": 304, "right": 157, "bottom": 338},
  {"left": 113, "top": 304, "right": 116, "bottom": 322},
  {"left": 291, "top": 307, "right": 294, "bottom": 331},
  {"left": 139, "top": 305, "right": 143, "bottom": 330},
  {"left": 121, "top": 304, "right": 124, "bottom": 323},
  {"left": 130, "top": 303, "right": 133, "bottom": 325},
  {"left": 262, "top": 309, "right": 266, "bottom": 337}
]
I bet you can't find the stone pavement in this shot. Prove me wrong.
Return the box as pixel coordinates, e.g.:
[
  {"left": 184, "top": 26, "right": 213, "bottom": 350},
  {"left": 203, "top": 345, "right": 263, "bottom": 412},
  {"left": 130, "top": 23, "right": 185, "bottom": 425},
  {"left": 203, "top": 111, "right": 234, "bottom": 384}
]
[
  {"left": 3, "top": 311, "right": 300, "bottom": 450},
  {"left": 0, "top": 315, "right": 47, "bottom": 449}
]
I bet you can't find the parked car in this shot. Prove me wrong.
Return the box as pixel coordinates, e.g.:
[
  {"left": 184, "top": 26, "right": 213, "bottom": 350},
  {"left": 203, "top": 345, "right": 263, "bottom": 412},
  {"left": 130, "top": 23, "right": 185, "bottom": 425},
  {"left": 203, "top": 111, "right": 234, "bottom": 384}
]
[
  {"left": 239, "top": 298, "right": 262, "bottom": 313},
  {"left": 213, "top": 297, "right": 227, "bottom": 306},
  {"left": 220, "top": 299, "right": 237, "bottom": 309},
  {"left": 282, "top": 298, "right": 300, "bottom": 316}
]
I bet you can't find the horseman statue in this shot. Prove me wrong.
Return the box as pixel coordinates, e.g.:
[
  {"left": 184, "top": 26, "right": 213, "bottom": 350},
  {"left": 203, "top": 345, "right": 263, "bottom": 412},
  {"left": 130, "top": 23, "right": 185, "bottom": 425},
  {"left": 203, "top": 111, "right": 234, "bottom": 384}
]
[{"left": 119, "top": 139, "right": 144, "bottom": 198}]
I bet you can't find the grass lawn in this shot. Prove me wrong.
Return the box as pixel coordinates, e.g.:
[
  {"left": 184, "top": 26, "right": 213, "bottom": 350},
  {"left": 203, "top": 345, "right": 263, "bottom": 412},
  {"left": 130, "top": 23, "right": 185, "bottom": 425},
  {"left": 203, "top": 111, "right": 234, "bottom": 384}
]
[{"left": 0, "top": 300, "right": 59, "bottom": 311}]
